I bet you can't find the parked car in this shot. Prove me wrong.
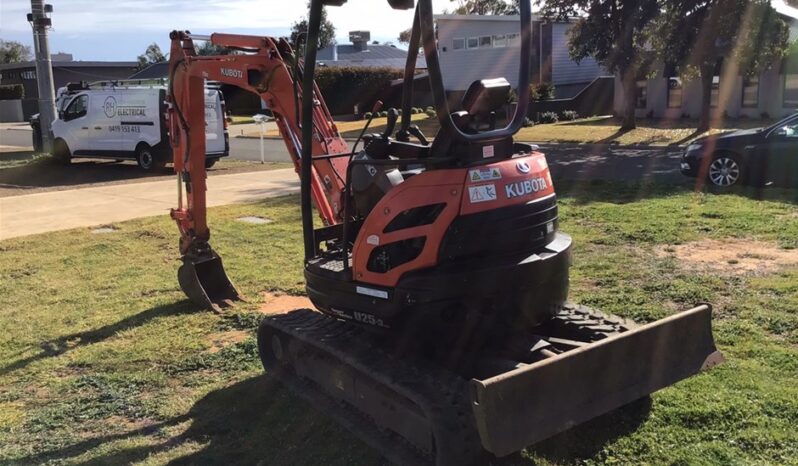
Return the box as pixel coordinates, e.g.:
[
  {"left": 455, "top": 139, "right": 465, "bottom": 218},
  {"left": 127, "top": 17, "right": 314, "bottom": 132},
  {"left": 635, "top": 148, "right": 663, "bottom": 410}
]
[
  {"left": 36, "top": 81, "right": 229, "bottom": 171},
  {"left": 681, "top": 113, "right": 798, "bottom": 187}
]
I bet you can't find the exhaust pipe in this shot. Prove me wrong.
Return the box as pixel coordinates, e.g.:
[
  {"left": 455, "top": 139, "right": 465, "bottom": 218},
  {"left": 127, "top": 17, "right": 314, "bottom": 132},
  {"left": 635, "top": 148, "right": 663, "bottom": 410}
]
[{"left": 177, "top": 248, "right": 240, "bottom": 312}]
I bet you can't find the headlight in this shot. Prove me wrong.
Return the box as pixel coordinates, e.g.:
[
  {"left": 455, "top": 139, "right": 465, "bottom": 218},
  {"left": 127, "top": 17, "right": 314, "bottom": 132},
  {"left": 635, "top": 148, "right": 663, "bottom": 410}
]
[{"left": 686, "top": 144, "right": 703, "bottom": 152}]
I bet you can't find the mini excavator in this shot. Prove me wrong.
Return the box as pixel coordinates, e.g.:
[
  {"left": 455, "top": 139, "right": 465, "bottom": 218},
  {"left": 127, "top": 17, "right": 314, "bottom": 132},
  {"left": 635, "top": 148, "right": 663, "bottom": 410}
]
[{"left": 165, "top": 1, "right": 724, "bottom": 464}]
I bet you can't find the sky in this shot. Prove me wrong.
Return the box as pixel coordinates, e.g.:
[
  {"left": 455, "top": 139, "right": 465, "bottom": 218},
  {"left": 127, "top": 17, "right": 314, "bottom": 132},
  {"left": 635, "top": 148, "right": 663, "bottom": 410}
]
[{"left": 0, "top": 0, "right": 451, "bottom": 62}]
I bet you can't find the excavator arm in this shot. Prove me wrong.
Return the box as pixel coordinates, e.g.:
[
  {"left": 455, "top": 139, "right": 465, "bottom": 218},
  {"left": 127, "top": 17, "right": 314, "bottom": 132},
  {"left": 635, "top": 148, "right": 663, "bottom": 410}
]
[{"left": 167, "top": 30, "right": 350, "bottom": 310}]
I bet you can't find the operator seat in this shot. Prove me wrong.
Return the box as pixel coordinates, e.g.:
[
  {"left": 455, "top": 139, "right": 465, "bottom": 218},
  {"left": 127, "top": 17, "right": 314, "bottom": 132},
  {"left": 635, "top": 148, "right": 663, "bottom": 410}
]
[{"left": 430, "top": 77, "right": 514, "bottom": 163}]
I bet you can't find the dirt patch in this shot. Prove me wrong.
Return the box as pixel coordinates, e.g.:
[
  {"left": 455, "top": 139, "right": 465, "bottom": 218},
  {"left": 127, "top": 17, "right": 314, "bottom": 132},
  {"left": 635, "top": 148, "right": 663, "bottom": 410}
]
[
  {"left": 207, "top": 330, "right": 249, "bottom": 354},
  {"left": 259, "top": 291, "right": 313, "bottom": 315},
  {"left": 657, "top": 238, "right": 798, "bottom": 275}
]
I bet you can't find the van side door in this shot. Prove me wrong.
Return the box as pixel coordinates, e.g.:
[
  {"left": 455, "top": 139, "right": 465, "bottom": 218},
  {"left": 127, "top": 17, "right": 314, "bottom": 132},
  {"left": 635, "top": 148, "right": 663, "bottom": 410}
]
[
  {"left": 54, "top": 93, "right": 89, "bottom": 154},
  {"left": 92, "top": 93, "right": 124, "bottom": 154}
]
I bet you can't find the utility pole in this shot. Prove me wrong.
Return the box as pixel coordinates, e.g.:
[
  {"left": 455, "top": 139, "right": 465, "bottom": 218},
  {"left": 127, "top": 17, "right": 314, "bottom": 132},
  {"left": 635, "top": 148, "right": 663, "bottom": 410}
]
[{"left": 27, "top": 1, "right": 56, "bottom": 153}]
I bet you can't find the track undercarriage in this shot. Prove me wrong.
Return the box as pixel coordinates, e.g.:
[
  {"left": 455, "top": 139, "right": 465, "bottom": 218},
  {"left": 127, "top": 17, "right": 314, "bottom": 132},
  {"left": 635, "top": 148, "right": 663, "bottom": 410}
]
[{"left": 258, "top": 304, "right": 723, "bottom": 466}]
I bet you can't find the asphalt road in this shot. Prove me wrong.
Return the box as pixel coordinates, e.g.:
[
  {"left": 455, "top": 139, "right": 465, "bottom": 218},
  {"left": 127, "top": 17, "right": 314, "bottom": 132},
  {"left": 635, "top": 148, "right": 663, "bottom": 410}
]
[{"left": 0, "top": 127, "right": 685, "bottom": 184}]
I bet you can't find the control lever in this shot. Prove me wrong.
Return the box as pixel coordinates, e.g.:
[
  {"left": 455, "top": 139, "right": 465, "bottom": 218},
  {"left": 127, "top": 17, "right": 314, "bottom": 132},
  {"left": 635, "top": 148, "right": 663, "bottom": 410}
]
[
  {"left": 381, "top": 108, "right": 399, "bottom": 140},
  {"left": 407, "top": 125, "right": 429, "bottom": 145}
]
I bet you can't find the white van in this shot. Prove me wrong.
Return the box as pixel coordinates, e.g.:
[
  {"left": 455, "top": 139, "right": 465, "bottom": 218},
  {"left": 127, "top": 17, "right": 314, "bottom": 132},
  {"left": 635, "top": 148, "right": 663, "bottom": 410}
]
[{"left": 50, "top": 81, "right": 229, "bottom": 171}]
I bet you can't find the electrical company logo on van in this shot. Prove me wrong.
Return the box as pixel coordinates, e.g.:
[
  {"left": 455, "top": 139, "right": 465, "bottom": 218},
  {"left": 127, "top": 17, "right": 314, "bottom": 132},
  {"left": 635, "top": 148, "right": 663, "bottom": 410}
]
[{"left": 103, "top": 96, "right": 116, "bottom": 118}]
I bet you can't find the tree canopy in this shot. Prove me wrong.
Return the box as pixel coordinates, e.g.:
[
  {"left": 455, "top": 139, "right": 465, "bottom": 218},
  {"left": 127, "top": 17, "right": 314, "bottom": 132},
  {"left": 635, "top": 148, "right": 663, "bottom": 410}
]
[
  {"left": 0, "top": 40, "right": 32, "bottom": 64},
  {"left": 290, "top": 4, "right": 336, "bottom": 49},
  {"left": 447, "top": 0, "right": 521, "bottom": 14},
  {"left": 136, "top": 43, "right": 166, "bottom": 69}
]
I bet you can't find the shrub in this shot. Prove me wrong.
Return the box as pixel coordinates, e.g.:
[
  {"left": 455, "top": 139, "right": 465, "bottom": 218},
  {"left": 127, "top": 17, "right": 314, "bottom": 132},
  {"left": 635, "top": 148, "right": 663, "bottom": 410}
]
[
  {"left": 425, "top": 106, "right": 434, "bottom": 112},
  {"left": 0, "top": 84, "right": 24, "bottom": 100},
  {"left": 561, "top": 110, "right": 578, "bottom": 121},
  {"left": 529, "top": 82, "right": 555, "bottom": 101},
  {"left": 364, "top": 112, "right": 372, "bottom": 119},
  {"left": 539, "top": 111, "right": 559, "bottom": 124},
  {"left": 523, "top": 117, "right": 534, "bottom": 127},
  {"left": 379, "top": 111, "right": 388, "bottom": 117},
  {"left": 315, "top": 67, "right": 403, "bottom": 115},
  {"left": 761, "top": 112, "right": 771, "bottom": 120},
  {"left": 425, "top": 109, "right": 437, "bottom": 117}
]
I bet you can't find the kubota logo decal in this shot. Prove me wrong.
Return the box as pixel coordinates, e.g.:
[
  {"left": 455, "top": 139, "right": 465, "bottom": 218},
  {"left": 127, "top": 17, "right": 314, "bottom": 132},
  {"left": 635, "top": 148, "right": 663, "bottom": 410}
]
[
  {"left": 221, "top": 68, "right": 243, "bottom": 78},
  {"left": 505, "top": 177, "right": 548, "bottom": 199}
]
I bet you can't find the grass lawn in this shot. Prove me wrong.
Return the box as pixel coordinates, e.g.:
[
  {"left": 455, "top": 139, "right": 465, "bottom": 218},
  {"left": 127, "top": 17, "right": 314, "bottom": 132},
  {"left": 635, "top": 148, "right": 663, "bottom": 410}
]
[
  {"left": 229, "top": 115, "right": 256, "bottom": 125},
  {"left": 332, "top": 114, "right": 776, "bottom": 147},
  {"left": 1, "top": 182, "right": 797, "bottom": 465}
]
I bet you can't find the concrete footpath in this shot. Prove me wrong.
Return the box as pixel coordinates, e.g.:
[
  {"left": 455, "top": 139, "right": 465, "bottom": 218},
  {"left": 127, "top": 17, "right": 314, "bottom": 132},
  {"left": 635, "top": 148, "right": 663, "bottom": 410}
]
[{"left": 0, "top": 169, "right": 298, "bottom": 241}]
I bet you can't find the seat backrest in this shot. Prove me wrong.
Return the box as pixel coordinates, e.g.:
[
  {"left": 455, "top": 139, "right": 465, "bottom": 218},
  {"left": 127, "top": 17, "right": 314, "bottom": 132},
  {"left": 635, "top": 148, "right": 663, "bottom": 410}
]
[{"left": 461, "top": 78, "right": 511, "bottom": 118}]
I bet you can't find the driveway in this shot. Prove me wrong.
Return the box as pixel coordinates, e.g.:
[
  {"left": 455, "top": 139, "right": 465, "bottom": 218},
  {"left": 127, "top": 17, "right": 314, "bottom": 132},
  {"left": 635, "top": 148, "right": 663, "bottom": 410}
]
[{"left": 0, "top": 169, "right": 298, "bottom": 241}]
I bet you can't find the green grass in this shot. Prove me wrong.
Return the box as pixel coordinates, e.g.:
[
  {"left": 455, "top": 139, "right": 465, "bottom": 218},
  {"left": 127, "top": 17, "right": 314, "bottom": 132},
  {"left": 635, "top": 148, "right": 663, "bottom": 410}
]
[
  {"left": 1, "top": 183, "right": 797, "bottom": 465},
  {"left": 228, "top": 115, "right": 256, "bottom": 125},
  {"left": 0, "top": 151, "right": 53, "bottom": 170}
]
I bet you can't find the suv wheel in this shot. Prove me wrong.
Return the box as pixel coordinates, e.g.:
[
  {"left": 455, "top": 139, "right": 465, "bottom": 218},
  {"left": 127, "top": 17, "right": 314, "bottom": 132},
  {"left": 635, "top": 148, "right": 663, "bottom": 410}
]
[
  {"left": 708, "top": 154, "right": 743, "bottom": 187},
  {"left": 135, "top": 144, "right": 165, "bottom": 172},
  {"left": 205, "top": 158, "right": 217, "bottom": 169}
]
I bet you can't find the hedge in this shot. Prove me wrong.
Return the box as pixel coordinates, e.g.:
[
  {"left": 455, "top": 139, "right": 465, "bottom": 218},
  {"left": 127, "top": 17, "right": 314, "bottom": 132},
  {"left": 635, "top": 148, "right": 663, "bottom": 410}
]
[
  {"left": 315, "top": 66, "right": 403, "bottom": 115},
  {"left": 0, "top": 84, "right": 24, "bottom": 100}
]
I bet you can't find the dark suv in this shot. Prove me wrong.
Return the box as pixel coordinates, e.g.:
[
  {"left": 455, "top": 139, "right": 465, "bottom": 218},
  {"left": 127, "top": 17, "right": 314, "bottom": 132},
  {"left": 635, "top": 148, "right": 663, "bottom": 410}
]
[{"left": 681, "top": 114, "right": 798, "bottom": 187}]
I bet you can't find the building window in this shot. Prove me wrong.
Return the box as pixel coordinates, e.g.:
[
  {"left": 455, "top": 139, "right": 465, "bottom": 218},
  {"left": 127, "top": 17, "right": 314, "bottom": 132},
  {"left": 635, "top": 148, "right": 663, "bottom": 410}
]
[
  {"left": 507, "top": 33, "right": 520, "bottom": 46},
  {"left": 479, "top": 36, "right": 492, "bottom": 48},
  {"left": 21, "top": 70, "right": 36, "bottom": 80},
  {"left": 635, "top": 80, "right": 647, "bottom": 109},
  {"left": 742, "top": 76, "right": 759, "bottom": 108},
  {"left": 667, "top": 77, "right": 683, "bottom": 108},
  {"left": 784, "top": 74, "right": 798, "bottom": 107},
  {"left": 467, "top": 37, "right": 479, "bottom": 49},
  {"left": 452, "top": 38, "right": 465, "bottom": 50},
  {"left": 493, "top": 34, "right": 507, "bottom": 47},
  {"left": 710, "top": 75, "right": 720, "bottom": 107}
]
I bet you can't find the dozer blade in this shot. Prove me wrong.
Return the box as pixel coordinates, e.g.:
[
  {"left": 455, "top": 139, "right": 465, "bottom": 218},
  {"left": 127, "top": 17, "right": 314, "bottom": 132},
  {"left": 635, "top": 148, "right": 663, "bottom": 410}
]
[
  {"left": 470, "top": 304, "right": 724, "bottom": 457},
  {"left": 178, "top": 253, "right": 241, "bottom": 312}
]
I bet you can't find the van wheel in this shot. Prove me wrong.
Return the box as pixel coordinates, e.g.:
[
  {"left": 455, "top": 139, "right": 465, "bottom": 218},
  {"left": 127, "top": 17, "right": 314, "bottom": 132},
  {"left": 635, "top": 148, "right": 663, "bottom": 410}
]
[
  {"left": 205, "top": 158, "right": 217, "bottom": 169},
  {"left": 136, "top": 144, "right": 165, "bottom": 172},
  {"left": 53, "top": 139, "right": 71, "bottom": 164}
]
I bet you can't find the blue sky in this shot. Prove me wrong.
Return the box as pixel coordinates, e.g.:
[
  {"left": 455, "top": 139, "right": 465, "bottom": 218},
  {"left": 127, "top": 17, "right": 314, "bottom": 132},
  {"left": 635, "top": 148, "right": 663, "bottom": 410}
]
[{"left": 0, "top": 0, "right": 450, "bottom": 62}]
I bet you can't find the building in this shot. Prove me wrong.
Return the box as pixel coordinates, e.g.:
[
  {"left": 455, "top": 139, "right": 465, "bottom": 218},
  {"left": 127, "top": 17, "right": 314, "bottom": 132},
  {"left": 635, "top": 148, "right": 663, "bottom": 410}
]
[
  {"left": 614, "top": 2, "right": 798, "bottom": 120},
  {"left": 0, "top": 56, "right": 138, "bottom": 119},
  {"left": 317, "top": 31, "right": 426, "bottom": 69},
  {"left": 434, "top": 14, "right": 605, "bottom": 98}
]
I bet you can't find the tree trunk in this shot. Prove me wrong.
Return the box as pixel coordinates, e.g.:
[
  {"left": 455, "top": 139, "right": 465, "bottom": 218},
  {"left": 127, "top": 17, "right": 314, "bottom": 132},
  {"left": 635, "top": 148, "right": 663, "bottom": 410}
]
[
  {"left": 698, "top": 66, "right": 714, "bottom": 133},
  {"left": 620, "top": 67, "right": 637, "bottom": 131}
]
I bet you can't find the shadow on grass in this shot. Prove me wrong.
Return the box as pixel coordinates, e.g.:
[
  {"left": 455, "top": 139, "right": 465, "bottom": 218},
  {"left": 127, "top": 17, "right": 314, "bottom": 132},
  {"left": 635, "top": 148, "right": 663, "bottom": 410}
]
[
  {"left": 15, "top": 376, "right": 378, "bottom": 466},
  {"left": 13, "top": 374, "right": 654, "bottom": 466},
  {"left": 0, "top": 300, "right": 195, "bottom": 377}
]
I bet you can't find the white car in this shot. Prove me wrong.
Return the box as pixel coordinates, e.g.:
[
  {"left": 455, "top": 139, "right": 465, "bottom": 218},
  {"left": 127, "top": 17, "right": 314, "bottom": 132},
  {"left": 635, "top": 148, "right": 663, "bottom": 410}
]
[{"left": 50, "top": 83, "right": 229, "bottom": 171}]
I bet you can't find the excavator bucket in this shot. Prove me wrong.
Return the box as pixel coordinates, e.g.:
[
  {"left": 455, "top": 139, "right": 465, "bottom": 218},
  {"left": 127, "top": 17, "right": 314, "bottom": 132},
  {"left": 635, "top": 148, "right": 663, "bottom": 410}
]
[
  {"left": 178, "top": 253, "right": 241, "bottom": 312},
  {"left": 471, "top": 305, "right": 724, "bottom": 457}
]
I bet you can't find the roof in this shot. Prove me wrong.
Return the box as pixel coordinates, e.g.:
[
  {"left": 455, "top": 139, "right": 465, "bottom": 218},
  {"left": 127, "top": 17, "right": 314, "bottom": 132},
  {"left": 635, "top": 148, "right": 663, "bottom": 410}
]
[
  {"left": 0, "top": 60, "right": 137, "bottom": 71},
  {"left": 128, "top": 62, "right": 169, "bottom": 79},
  {"left": 773, "top": 0, "right": 798, "bottom": 21},
  {"left": 316, "top": 44, "right": 426, "bottom": 69}
]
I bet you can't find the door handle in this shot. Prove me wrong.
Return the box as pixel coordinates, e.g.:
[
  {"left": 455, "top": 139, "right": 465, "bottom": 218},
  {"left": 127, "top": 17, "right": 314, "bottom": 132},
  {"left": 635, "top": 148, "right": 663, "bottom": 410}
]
[
  {"left": 94, "top": 126, "right": 102, "bottom": 130},
  {"left": 81, "top": 126, "right": 89, "bottom": 130}
]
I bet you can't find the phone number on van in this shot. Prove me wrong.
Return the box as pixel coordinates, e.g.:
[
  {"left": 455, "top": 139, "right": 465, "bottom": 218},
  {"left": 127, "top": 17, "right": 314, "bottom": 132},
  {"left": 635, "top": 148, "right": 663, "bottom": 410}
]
[{"left": 109, "top": 125, "right": 141, "bottom": 133}]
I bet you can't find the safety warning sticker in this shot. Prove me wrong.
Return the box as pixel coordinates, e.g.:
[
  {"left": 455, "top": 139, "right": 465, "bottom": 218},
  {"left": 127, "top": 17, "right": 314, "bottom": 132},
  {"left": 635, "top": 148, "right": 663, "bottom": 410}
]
[
  {"left": 469, "top": 167, "right": 502, "bottom": 182},
  {"left": 468, "top": 184, "right": 497, "bottom": 203}
]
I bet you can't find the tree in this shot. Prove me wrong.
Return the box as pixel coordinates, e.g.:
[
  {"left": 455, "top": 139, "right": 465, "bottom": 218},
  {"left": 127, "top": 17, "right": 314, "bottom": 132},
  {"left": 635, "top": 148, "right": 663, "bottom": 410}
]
[
  {"left": 542, "top": 0, "right": 659, "bottom": 130},
  {"left": 0, "top": 39, "right": 32, "bottom": 64},
  {"left": 196, "top": 41, "right": 234, "bottom": 56},
  {"left": 137, "top": 43, "right": 166, "bottom": 69},
  {"left": 290, "top": 3, "right": 336, "bottom": 49},
  {"left": 398, "top": 28, "right": 413, "bottom": 44},
  {"left": 653, "top": 0, "right": 790, "bottom": 131},
  {"left": 448, "top": 0, "right": 520, "bottom": 14}
]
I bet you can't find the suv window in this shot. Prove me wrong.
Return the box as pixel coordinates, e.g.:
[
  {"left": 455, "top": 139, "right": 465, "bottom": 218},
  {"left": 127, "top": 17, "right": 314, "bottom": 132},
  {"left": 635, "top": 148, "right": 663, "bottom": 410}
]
[{"left": 65, "top": 95, "right": 88, "bottom": 120}]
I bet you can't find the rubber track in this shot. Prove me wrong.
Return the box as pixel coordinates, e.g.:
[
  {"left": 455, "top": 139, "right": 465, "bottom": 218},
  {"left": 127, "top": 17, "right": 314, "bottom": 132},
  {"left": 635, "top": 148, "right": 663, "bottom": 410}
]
[
  {"left": 262, "top": 309, "right": 484, "bottom": 466},
  {"left": 260, "top": 304, "right": 634, "bottom": 466}
]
